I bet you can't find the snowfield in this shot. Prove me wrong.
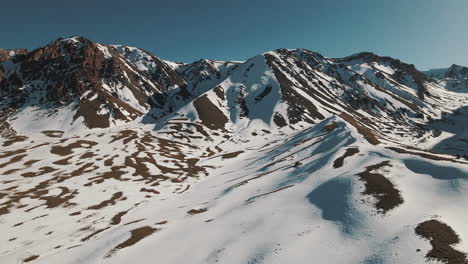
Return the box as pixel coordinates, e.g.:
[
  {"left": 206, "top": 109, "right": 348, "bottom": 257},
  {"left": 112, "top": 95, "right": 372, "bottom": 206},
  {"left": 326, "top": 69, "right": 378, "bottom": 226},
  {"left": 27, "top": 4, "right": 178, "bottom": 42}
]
[{"left": 1, "top": 116, "right": 468, "bottom": 264}]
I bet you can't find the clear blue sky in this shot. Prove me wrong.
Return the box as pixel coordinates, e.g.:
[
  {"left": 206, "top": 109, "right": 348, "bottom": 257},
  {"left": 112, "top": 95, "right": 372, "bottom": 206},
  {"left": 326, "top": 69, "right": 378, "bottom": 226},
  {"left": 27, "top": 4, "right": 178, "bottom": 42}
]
[{"left": 1, "top": 0, "right": 467, "bottom": 70}]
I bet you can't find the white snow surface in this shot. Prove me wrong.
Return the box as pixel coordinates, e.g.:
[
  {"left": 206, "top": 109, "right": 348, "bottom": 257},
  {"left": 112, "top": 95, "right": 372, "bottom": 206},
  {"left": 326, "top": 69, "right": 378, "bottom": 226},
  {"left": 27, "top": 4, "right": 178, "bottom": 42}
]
[{"left": 1, "top": 114, "right": 468, "bottom": 263}]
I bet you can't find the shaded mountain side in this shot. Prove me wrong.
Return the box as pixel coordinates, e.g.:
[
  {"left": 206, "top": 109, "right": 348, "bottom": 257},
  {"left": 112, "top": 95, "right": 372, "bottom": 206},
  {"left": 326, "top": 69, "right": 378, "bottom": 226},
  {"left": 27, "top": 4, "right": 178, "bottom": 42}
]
[{"left": 429, "top": 106, "right": 468, "bottom": 156}]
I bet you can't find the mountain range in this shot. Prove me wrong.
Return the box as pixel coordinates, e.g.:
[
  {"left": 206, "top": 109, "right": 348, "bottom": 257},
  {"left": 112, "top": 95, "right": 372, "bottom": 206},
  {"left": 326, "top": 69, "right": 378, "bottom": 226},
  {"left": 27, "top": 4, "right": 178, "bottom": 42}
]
[{"left": 1, "top": 37, "right": 468, "bottom": 264}]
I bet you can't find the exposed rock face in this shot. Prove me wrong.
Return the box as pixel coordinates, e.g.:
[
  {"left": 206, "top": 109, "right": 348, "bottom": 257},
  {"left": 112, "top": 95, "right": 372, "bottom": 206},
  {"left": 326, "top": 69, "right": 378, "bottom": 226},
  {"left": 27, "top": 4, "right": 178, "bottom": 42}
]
[
  {"left": 334, "top": 52, "right": 430, "bottom": 99},
  {"left": 177, "top": 59, "right": 238, "bottom": 96},
  {"left": 0, "top": 37, "right": 187, "bottom": 129},
  {"left": 193, "top": 94, "right": 228, "bottom": 130},
  {"left": 0, "top": 49, "right": 8, "bottom": 62},
  {"left": 0, "top": 108, "right": 17, "bottom": 138}
]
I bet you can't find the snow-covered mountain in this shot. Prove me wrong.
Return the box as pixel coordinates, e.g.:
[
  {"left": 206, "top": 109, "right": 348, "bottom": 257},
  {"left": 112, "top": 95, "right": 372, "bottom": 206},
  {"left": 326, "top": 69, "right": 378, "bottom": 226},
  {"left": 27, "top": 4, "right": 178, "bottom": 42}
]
[
  {"left": 1, "top": 37, "right": 468, "bottom": 264},
  {"left": 425, "top": 64, "right": 468, "bottom": 92}
]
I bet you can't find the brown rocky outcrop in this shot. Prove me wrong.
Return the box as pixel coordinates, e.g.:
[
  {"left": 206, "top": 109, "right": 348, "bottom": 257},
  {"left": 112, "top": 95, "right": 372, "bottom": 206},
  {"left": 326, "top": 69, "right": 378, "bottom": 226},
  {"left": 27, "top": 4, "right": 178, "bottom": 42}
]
[{"left": 0, "top": 37, "right": 188, "bottom": 129}]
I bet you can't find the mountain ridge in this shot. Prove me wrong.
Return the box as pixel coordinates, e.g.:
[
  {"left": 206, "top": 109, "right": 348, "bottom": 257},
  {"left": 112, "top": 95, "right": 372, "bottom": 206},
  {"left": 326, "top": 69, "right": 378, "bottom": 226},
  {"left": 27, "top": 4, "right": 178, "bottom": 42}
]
[{"left": 2, "top": 36, "right": 466, "bottom": 147}]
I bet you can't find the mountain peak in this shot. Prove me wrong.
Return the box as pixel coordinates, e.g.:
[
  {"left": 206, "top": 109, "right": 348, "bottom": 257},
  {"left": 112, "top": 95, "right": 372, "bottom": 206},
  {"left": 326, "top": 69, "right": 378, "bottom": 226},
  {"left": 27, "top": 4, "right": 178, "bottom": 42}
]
[
  {"left": 56, "top": 36, "right": 91, "bottom": 44},
  {"left": 448, "top": 63, "right": 468, "bottom": 71},
  {"left": 425, "top": 64, "right": 468, "bottom": 80},
  {"left": 336, "top": 51, "right": 401, "bottom": 65}
]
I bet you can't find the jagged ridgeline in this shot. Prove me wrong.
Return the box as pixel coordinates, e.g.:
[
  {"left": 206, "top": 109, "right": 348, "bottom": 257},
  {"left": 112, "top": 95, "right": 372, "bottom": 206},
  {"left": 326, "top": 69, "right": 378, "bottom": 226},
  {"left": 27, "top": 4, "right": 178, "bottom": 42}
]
[{"left": 1, "top": 36, "right": 465, "bottom": 137}]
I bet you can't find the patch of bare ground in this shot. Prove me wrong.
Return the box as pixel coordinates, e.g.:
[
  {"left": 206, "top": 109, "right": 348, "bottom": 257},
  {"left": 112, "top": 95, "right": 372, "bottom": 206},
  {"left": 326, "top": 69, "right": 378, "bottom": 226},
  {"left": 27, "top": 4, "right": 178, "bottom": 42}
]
[
  {"left": 87, "top": 136, "right": 206, "bottom": 186},
  {"left": 29, "top": 143, "right": 50, "bottom": 150},
  {"left": 124, "top": 219, "right": 146, "bottom": 226},
  {"left": 1, "top": 184, "right": 77, "bottom": 215},
  {"left": 70, "top": 162, "right": 96, "bottom": 176},
  {"left": 323, "top": 122, "right": 337, "bottom": 133},
  {"left": 140, "top": 188, "right": 159, "bottom": 194},
  {"left": 104, "top": 155, "right": 118, "bottom": 166},
  {"left": 333, "top": 147, "right": 360, "bottom": 168},
  {"left": 176, "top": 185, "right": 190, "bottom": 194},
  {"left": 0, "top": 149, "right": 26, "bottom": 159},
  {"left": 24, "top": 160, "right": 40, "bottom": 166},
  {"left": 81, "top": 227, "right": 110, "bottom": 242},
  {"left": 105, "top": 226, "right": 157, "bottom": 258},
  {"left": 356, "top": 161, "right": 403, "bottom": 213},
  {"left": 0, "top": 154, "right": 27, "bottom": 169},
  {"left": 50, "top": 140, "right": 98, "bottom": 156},
  {"left": 245, "top": 184, "right": 295, "bottom": 203},
  {"left": 85, "top": 166, "right": 128, "bottom": 186},
  {"left": 0, "top": 163, "right": 93, "bottom": 214},
  {"left": 111, "top": 211, "right": 129, "bottom": 225},
  {"left": 87, "top": 192, "right": 124, "bottom": 210},
  {"left": 41, "top": 187, "right": 78, "bottom": 209},
  {"left": 221, "top": 151, "right": 244, "bottom": 159},
  {"left": 339, "top": 113, "right": 380, "bottom": 145},
  {"left": 193, "top": 94, "right": 228, "bottom": 130},
  {"left": 53, "top": 156, "right": 74, "bottom": 165},
  {"left": 2, "top": 135, "right": 28, "bottom": 147},
  {"left": 79, "top": 151, "right": 97, "bottom": 159},
  {"left": 21, "top": 166, "right": 58, "bottom": 178},
  {"left": 23, "top": 255, "right": 39, "bottom": 262},
  {"left": 2, "top": 160, "right": 40, "bottom": 175},
  {"left": 110, "top": 130, "right": 138, "bottom": 144},
  {"left": 2, "top": 168, "right": 22, "bottom": 175},
  {"left": 187, "top": 208, "right": 208, "bottom": 215},
  {"left": 415, "top": 220, "right": 467, "bottom": 264},
  {"left": 41, "top": 130, "right": 64, "bottom": 138}
]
